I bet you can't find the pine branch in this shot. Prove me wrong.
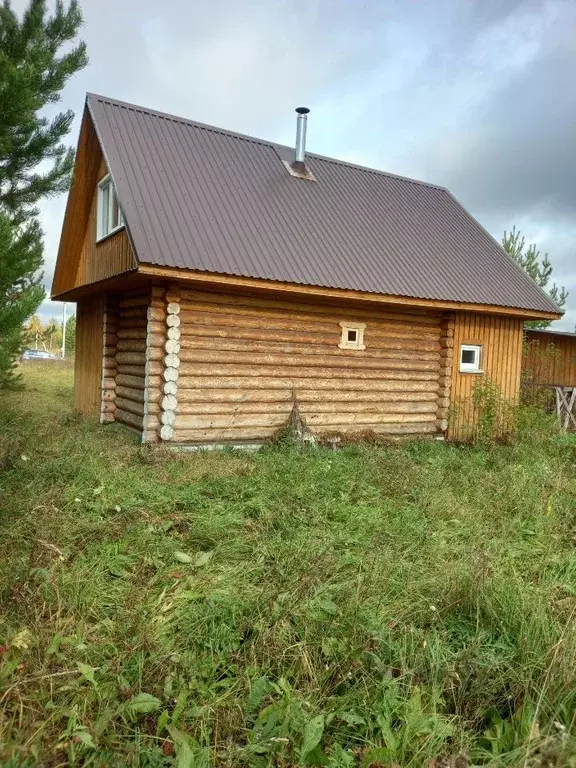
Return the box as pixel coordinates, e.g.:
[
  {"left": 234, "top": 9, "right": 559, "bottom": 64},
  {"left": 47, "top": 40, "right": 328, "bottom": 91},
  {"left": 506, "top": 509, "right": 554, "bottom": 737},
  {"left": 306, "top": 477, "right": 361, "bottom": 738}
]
[
  {"left": 502, "top": 225, "right": 569, "bottom": 328},
  {"left": 0, "top": 0, "right": 87, "bottom": 387}
]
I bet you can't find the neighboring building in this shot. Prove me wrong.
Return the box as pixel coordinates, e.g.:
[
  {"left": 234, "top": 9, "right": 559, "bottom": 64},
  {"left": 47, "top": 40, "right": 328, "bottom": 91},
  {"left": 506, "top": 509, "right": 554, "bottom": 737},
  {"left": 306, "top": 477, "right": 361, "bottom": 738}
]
[
  {"left": 523, "top": 329, "right": 576, "bottom": 388},
  {"left": 51, "top": 94, "right": 561, "bottom": 446}
]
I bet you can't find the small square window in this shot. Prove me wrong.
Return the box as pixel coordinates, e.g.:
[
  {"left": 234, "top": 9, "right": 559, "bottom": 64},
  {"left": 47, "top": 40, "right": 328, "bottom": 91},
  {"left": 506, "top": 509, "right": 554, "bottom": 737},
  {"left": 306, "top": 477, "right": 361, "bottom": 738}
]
[
  {"left": 97, "top": 175, "right": 124, "bottom": 240},
  {"left": 460, "top": 344, "right": 483, "bottom": 373},
  {"left": 339, "top": 322, "right": 366, "bottom": 350}
]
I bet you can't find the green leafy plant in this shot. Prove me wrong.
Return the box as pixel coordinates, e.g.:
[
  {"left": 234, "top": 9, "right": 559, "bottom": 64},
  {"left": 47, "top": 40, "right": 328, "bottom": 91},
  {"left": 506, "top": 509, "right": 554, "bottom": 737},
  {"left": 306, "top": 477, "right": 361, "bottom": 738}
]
[
  {"left": 2, "top": 366, "right": 576, "bottom": 764},
  {"left": 451, "top": 376, "right": 515, "bottom": 445}
]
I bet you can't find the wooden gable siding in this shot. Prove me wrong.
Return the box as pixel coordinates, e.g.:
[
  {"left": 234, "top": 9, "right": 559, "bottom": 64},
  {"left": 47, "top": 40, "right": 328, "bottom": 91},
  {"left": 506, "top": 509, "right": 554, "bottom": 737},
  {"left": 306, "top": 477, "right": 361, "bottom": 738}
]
[
  {"left": 51, "top": 112, "right": 136, "bottom": 296},
  {"left": 164, "top": 288, "right": 445, "bottom": 445},
  {"left": 74, "top": 157, "right": 136, "bottom": 287},
  {"left": 450, "top": 312, "right": 524, "bottom": 437},
  {"left": 52, "top": 111, "right": 101, "bottom": 296},
  {"left": 523, "top": 331, "right": 576, "bottom": 387},
  {"left": 74, "top": 295, "right": 104, "bottom": 415}
]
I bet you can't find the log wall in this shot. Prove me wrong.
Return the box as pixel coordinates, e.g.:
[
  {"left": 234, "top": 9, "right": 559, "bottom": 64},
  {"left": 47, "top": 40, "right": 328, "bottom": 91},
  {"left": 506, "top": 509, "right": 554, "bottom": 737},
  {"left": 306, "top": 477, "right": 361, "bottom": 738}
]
[
  {"left": 169, "top": 288, "right": 445, "bottom": 445},
  {"left": 112, "top": 289, "right": 150, "bottom": 432},
  {"left": 523, "top": 330, "right": 576, "bottom": 387},
  {"left": 77, "top": 286, "right": 529, "bottom": 446}
]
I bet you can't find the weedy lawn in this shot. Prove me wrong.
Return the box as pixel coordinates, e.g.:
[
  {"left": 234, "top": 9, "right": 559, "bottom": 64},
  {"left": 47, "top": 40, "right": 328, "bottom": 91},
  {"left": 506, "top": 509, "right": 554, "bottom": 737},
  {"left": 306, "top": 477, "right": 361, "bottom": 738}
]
[{"left": 1, "top": 366, "right": 576, "bottom": 767}]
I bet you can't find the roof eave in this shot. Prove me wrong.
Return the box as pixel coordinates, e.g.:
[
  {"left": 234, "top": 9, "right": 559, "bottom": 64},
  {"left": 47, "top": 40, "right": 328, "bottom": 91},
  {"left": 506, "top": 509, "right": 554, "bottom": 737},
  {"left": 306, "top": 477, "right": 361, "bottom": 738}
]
[{"left": 136, "top": 264, "right": 562, "bottom": 321}]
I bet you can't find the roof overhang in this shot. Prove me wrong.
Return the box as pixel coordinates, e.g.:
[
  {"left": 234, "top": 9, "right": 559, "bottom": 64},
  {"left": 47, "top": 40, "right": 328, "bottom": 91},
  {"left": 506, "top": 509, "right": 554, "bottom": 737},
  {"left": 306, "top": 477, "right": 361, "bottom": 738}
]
[
  {"left": 53, "top": 263, "right": 562, "bottom": 321},
  {"left": 51, "top": 268, "right": 141, "bottom": 301},
  {"left": 134, "top": 264, "right": 562, "bottom": 320}
]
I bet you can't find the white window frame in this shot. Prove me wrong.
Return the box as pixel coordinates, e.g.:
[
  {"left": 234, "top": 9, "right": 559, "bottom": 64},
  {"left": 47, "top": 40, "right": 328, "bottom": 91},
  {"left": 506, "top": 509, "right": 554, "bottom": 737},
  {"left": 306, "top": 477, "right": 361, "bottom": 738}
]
[
  {"left": 97, "top": 175, "right": 125, "bottom": 241},
  {"left": 460, "top": 344, "right": 483, "bottom": 373},
  {"left": 339, "top": 322, "right": 366, "bottom": 350}
]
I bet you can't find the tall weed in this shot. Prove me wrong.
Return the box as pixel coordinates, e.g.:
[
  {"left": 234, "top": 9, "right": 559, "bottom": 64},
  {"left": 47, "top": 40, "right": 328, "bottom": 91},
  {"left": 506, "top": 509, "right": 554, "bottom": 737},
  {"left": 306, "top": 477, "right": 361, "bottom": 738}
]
[{"left": 1, "top": 366, "right": 576, "bottom": 765}]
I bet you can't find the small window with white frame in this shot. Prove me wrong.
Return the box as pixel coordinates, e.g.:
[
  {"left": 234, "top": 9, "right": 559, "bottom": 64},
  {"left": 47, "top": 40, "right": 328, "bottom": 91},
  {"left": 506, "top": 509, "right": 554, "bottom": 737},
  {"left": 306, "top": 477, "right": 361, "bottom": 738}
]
[
  {"left": 460, "top": 344, "right": 483, "bottom": 373},
  {"left": 97, "top": 175, "right": 124, "bottom": 240},
  {"left": 339, "top": 322, "right": 366, "bottom": 350}
]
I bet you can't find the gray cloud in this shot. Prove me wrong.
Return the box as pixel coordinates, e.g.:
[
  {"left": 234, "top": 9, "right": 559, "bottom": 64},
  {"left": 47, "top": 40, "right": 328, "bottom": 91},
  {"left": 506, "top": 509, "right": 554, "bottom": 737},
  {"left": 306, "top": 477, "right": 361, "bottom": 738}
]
[{"left": 18, "top": 0, "right": 575, "bottom": 329}]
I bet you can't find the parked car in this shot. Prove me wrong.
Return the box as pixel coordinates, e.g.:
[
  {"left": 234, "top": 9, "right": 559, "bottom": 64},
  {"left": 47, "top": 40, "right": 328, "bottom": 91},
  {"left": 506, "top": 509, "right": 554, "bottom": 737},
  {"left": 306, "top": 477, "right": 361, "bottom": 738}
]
[{"left": 20, "top": 349, "right": 59, "bottom": 361}]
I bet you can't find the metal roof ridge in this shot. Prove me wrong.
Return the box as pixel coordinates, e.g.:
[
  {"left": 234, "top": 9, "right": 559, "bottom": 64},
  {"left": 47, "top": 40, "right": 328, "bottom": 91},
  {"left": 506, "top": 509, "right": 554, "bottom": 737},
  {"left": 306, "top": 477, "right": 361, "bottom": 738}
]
[{"left": 86, "top": 92, "right": 448, "bottom": 193}]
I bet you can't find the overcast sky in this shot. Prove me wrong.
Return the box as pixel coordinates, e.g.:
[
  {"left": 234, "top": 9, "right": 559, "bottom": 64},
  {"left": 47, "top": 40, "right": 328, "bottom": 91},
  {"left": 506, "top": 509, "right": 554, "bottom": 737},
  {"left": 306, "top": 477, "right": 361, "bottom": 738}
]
[{"left": 25, "top": 0, "right": 576, "bottom": 328}]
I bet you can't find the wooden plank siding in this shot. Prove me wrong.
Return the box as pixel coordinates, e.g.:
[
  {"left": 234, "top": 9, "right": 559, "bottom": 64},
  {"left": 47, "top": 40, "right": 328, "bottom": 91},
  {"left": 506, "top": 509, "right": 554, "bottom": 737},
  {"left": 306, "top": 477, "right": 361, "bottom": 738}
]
[
  {"left": 450, "top": 312, "right": 524, "bottom": 438},
  {"left": 168, "top": 287, "right": 446, "bottom": 445},
  {"left": 74, "top": 157, "right": 136, "bottom": 287},
  {"left": 51, "top": 112, "right": 136, "bottom": 296},
  {"left": 74, "top": 295, "right": 104, "bottom": 416},
  {"left": 52, "top": 111, "right": 103, "bottom": 296},
  {"left": 523, "top": 331, "right": 576, "bottom": 387}
]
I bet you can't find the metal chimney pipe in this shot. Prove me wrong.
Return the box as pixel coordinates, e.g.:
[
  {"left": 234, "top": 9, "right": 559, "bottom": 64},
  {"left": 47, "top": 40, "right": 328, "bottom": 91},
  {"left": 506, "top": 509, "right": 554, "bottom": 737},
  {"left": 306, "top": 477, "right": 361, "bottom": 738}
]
[{"left": 294, "top": 107, "right": 310, "bottom": 164}]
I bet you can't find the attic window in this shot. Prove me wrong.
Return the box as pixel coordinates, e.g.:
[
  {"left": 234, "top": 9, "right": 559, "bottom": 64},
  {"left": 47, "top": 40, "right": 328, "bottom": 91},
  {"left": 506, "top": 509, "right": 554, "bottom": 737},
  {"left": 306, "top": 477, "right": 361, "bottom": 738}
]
[
  {"left": 339, "top": 322, "right": 366, "bottom": 350},
  {"left": 97, "top": 175, "right": 124, "bottom": 240}
]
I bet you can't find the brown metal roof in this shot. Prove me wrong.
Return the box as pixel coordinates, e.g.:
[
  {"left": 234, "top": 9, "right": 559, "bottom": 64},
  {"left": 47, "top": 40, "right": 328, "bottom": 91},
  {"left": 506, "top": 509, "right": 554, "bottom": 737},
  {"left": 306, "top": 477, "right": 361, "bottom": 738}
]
[{"left": 87, "top": 93, "right": 560, "bottom": 315}]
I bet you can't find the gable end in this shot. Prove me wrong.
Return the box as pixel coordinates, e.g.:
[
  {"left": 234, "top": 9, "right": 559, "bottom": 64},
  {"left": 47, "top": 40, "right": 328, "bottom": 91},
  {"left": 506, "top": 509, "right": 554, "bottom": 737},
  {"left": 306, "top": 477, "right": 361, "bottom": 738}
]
[{"left": 51, "top": 106, "right": 137, "bottom": 297}]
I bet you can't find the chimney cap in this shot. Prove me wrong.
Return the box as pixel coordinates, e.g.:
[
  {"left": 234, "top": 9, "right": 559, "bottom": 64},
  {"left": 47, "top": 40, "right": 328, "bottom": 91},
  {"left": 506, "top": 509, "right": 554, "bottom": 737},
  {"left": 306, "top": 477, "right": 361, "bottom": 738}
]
[{"left": 295, "top": 106, "right": 310, "bottom": 115}]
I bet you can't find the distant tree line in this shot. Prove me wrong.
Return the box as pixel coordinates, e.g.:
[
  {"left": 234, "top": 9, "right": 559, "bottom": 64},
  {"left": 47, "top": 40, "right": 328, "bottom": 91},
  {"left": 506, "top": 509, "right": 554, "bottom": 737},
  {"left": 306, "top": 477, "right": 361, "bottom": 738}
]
[{"left": 25, "top": 313, "right": 76, "bottom": 355}]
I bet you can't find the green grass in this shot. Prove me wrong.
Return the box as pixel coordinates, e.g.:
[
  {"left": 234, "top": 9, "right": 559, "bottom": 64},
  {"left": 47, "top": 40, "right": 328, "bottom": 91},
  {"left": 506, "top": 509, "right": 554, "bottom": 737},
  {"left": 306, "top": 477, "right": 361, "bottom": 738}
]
[{"left": 2, "top": 365, "right": 576, "bottom": 766}]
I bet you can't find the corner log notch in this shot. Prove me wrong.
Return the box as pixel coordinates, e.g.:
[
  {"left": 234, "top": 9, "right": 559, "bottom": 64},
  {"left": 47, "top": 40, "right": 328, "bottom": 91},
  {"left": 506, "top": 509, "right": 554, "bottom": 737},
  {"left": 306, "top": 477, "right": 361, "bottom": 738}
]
[
  {"left": 159, "top": 287, "right": 181, "bottom": 441},
  {"left": 140, "top": 284, "right": 181, "bottom": 443},
  {"left": 141, "top": 286, "right": 166, "bottom": 442},
  {"left": 437, "top": 313, "right": 454, "bottom": 433}
]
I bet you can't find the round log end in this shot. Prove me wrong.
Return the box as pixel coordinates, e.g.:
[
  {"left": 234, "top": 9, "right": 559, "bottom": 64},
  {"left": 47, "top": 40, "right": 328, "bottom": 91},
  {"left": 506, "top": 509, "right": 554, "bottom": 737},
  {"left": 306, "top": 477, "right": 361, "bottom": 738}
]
[
  {"left": 161, "top": 394, "right": 178, "bottom": 411},
  {"left": 164, "top": 367, "right": 179, "bottom": 383},
  {"left": 161, "top": 410, "right": 176, "bottom": 426},
  {"left": 163, "top": 380, "right": 178, "bottom": 395},
  {"left": 164, "top": 353, "right": 180, "bottom": 368},
  {"left": 165, "top": 339, "right": 181, "bottom": 355}
]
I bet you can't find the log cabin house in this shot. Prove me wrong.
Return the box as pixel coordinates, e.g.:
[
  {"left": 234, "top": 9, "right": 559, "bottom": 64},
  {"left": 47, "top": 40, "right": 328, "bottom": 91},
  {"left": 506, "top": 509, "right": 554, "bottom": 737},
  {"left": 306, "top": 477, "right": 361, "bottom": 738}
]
[{"left": 51, "top": 94, "right": 562, "bottom": 446}]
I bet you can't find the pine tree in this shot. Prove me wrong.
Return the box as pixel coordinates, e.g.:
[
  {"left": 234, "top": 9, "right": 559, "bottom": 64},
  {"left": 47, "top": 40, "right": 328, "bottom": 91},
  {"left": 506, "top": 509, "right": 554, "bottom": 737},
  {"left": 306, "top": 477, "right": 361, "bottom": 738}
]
[
  {"left": 0, "top": 0, "right": 87, "bottom": 387},
  {"left": 0, "top": 214, "right": 44, "bottom": 382},
  {"left": 502, "top": 226, "right": 568, "bottom": 329}
]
